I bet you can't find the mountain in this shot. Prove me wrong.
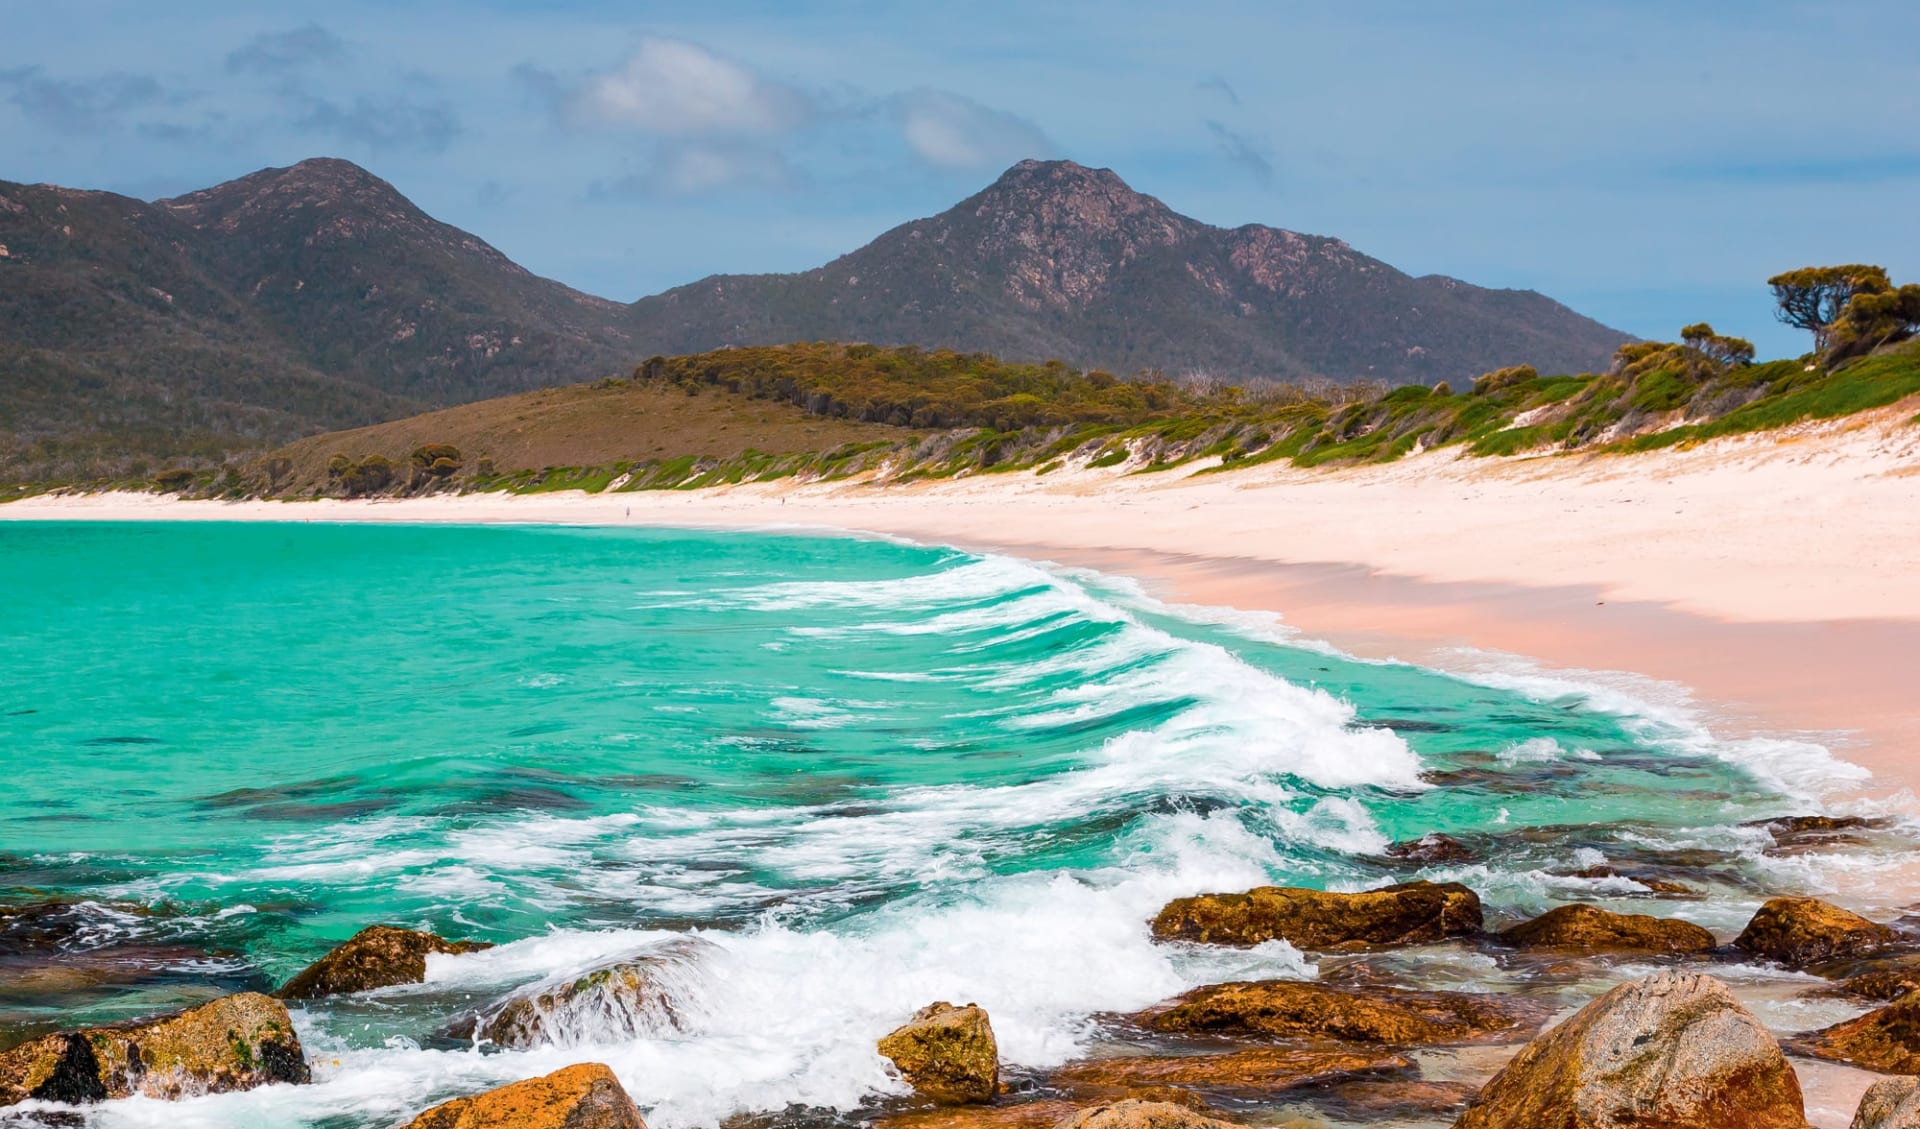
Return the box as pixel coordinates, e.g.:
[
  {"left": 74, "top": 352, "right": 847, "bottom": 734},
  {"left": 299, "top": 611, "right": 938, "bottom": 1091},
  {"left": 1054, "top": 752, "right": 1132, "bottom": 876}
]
[
  {"left": 627, "top": 160, "right": 1629, "bottom": 384},
  {"left": 0, "top": 160, "right": 633, "bottom": 479},
  {"left": 0, "top": 156, "right": 1629, "bottom": 481}
]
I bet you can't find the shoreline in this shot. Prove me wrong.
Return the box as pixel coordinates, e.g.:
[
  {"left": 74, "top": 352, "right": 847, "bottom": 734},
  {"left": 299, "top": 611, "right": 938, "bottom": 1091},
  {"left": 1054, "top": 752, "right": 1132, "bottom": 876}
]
[{"left": 6, "top": 410, "right": 1918, "bottom": 820}]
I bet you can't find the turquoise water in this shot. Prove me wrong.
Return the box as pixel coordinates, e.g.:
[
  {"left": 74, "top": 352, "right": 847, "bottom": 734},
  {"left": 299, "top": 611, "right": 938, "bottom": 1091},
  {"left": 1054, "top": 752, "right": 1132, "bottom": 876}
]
[{"left": 0, "top": 522, "right": 1858, "bottom": 1127}]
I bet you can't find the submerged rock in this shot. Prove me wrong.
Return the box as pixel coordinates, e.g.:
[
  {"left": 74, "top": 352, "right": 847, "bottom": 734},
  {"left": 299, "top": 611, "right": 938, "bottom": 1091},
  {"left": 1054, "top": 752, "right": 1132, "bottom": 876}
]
[
  {"left": 1054, "top": 1101, "right": 1240, "bottom": 1129},
  {"left": 1384, "top": 833, "right": 1476, "bottom": 865},
  {"left": 1744, "top": 815, "right": 1886, "bottom": 855},
  {"left": 1324, "top": 1078, "right": 1480, "bottom": 1117},
  {"left": 1450, "top": 970, "right": 1805, "bottom": 1129},
  {"left": 1149, "top": 881, "right": 1481, "bottom": 950},
  {"left": 277, "top": 924, "right": 491, "bottom": 999},
  {"left": 403, "top": 1063, "right": 645, "bottom": 1129},
  {"left": 0, "top": 992, "right": 308, "bottom": 1107},
  {"left": 1853, "top": 1077, "right": 1920, "bottom": 1129},
  {"left": 1734, "top": 896, "right": 1899, "bottom": 968},
  {"left": 879, "top": 1002, "right": 999, "bottom": 1105},
  {"left": 1560, "top": 865, "right": 1700, "bottom": 896},
  {"left": 874, "top": 1100, "right": 1079, "bottom": 1129},
  {"left": 457, "top": 939, "right": 711, "bottom": 1049},
  {"left": 1139, "top": 978, "right": 1537, "bottom": 1045},
  {"left": 1793, "top": 992, "right": 1920, "bottom": 1072},
  {"left": 1051, "top": 1045, "right": 1409, "bottom": 1101},
  {"left": 1498, "top": 903, "right": 1717, "bottom": 954}
]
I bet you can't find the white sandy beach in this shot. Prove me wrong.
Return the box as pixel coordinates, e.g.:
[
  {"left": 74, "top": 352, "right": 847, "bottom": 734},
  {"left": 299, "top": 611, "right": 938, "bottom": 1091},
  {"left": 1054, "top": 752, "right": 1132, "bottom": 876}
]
[{"left": 8, "top": 400, "right": 1919, "bottom": 799}]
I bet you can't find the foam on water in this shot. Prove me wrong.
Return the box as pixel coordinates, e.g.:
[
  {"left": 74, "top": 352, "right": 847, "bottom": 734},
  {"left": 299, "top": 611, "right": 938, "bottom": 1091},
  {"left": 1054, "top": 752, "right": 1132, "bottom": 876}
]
[{"left": 0, "top": 523, "right": 1895, "bottom": 1129}]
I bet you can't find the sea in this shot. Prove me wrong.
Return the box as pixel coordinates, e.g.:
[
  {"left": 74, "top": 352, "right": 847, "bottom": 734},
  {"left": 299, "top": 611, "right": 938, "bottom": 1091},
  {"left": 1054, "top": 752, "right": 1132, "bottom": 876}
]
[{"left": 0, "top": 521, "right": 1901, "bottom": 1128}]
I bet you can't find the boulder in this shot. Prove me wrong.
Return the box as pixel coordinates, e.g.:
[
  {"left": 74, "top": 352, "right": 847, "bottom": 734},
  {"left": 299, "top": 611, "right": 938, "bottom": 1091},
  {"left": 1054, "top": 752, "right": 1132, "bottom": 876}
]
[
  {"left": 1054, "top": 1101, "right": 1240, "bottom": 1129},
  {"left": 879, "top": 1002, "right": 999, "bottom": 1105},
  {"left": 1150, "top": 881, "right": 1481, "bottom": 950},
  {"left": 1836, "top": 963, "right": 1920, "bottom": 1002},
  {"left": 1793, "top": 993, "right": 1920, "bottom": 1072},
  {"left": 403, "top": 1063, "right": 645, "bottom": 1129},
  {"left": 1498, "top": 903, "right": 1717, "bottom": 954},
  {"left": 1138, "top": 979, "right": 1538, "bottom": 1045},
  {"left": 1051, "top": 1045, "right": 1409, "bottom": 1101},
  {"left": 1451, "top": 971, "right": 1806, "bottom": 1129},
  {"left": 1734, "top": 897, "right": 1898, "bottom": 968},
  {"left": 1744, "top": 815, "right": 1885, "bottom": 855},
  {"left": 278, "top": 924, "right": 491, "bottom": 999},
  {"left": 0, "top": 992, "right": 308, "bottom": 1107},
  {"left": 457, "top": 941, "right": 708, "bottom": 1049},
  {"left": 1853, "top": 1077, "right": 1920, "bottom": 1129},
  {"left": 1385, "top": 833, "right": 1475, "bottom": 864}
]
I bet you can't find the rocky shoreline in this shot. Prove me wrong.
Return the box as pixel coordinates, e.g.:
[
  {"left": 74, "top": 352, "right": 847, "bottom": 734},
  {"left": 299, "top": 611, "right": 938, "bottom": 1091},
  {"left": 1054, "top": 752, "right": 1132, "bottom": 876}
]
[{"left": 5, "top": 875, "right": 1920, "bottom": 1128}]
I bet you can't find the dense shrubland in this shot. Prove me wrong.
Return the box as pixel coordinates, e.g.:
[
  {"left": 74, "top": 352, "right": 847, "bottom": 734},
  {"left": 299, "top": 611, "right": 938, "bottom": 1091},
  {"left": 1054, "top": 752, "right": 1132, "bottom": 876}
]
[{"left": 7, "top": 264, "right": 1913, "bottom": 503}]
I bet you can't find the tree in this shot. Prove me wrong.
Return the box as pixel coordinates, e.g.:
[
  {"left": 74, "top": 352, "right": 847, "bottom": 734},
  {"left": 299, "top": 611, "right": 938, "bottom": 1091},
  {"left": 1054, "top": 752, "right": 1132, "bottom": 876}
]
[
  {"left": 1679, "top": 322, "right": 1756, "bottom": 374},
  {"left": 1829, "top": 283, "right": 1920, "bottom": 361},
  {"left": 1768, "top": 265, "right": 1891, "bottom": 352}
]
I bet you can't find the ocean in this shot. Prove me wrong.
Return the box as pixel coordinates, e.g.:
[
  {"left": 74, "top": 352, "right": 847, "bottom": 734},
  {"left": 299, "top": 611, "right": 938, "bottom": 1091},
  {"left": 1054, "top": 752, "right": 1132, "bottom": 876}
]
[{"left": 0, "top": 521, "right": 1886, "bottom": 1127}]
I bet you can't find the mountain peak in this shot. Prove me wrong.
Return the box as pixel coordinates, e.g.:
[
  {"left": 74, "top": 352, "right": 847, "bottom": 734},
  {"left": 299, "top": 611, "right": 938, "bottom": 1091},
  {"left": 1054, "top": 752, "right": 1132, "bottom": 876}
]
[{"left": 158, "top": 157, "right": 412, "bottom": 232}]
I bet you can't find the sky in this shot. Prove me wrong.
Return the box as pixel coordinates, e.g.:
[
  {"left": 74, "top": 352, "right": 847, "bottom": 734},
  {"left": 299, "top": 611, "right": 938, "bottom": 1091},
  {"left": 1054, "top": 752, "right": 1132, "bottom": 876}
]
[{"left": 5, "top": 0, "right": 1917, "bottom": 361}]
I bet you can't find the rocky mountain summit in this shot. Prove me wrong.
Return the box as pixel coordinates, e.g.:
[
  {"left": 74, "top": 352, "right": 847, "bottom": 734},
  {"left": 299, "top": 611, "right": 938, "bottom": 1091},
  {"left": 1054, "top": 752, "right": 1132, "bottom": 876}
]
[
  {"left": 1, "top": 157, "right": 1626, "bottom": 479},
  {"left": 629, "top": 159, "right": 1629, "bottom": 384}
]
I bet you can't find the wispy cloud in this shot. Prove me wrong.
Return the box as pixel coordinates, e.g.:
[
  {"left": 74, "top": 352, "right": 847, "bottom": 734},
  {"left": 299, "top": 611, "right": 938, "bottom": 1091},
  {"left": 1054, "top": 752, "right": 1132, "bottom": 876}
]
[
  {"left": 1197, "top": 76, "right": 1240, "bottom": 106},
  {"left": 592, "top": 140, "right": 798, "bottom": 199},
  {"left": 1207, "top": 120, "right": 1273, "bottom": 186},
  {"left": 893, "top": 90, "right": 1053, "bottom": 170},
  {"left": 0, "top": 66, "right": 167, "bottom": 131},
  {"left": 296, "top": 93, "right": 461, "bottom": 152},
  {"left": 226, "top": 25, "right": 350, "bottom": 75}
]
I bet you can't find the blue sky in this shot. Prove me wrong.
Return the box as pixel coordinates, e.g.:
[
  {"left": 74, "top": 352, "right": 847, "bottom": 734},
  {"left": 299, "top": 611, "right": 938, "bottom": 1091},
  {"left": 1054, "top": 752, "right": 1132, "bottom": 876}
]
[{"left": 5, "top": 0, "right": 1916, "bottom": 361}]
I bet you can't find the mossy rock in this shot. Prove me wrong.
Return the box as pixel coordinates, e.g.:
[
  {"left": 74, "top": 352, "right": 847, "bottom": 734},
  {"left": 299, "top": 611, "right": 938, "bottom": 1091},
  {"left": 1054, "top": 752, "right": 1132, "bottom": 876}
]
[
  {"left": 879, "top": 1002, "right": 999, "bottom": 1105},
  {"left": 1792, "top": 993, "right": 1920, "bottom": 1073},
  {"left": 0, "top": 992, "right": 308, "bottom": 1107},
  {"left": 1150, "top": 880, "right": 1481, "bottom": 950},
  {"left": 403, "top": 1063, "right": 644, "bottom": 1129},
  {"left": 1733, "top": 896, "right": 1898, "bottom": 968},
  {"left": 1136, "top": 979, "right": 1540, "bottom": 1045},
  {"left": 452, "top": 938, "right": 710, "bottom": 1049},
  {"left": 277, "top": 924, "right": 492, "bottom": 999},
  {"left": 1498, "top": 904, "right": 1717, "bottom": 954}
]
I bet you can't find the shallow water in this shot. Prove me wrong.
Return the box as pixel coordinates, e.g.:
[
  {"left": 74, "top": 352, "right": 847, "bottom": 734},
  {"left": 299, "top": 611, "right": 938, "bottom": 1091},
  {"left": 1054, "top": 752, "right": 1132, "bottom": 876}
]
[{"left": 0, "top": 522, "right": 1899, "bottom": 1128}]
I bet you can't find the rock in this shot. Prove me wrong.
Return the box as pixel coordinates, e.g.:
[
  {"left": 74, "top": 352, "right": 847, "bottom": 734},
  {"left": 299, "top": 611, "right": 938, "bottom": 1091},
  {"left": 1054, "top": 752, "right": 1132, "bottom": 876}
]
[
  {"left": 1138, "top": 979, "right": 1538, "bottom": 1045},
  {"left": 1150, "top": 881, "right": 1481, "bottom": 950},
  {"left": 1793, "top": 993, "right": 1920, "bottom": 1072},
  {"left": 1498, "top": 903, "right": 1717, "bottom": 954},
  {"left": 0, "top": 992, "right": 308, "bottom": 1107},
  {"left": 277, "top": 924, "right": 491, "bottom": 999},
  {"left": 1324, "top": 1078, "right": 1480, "bottom": 1117},
  {"left": 1853, "top": 1077, "right": 1920, "bottom": 1129},
  {"left": 1734, "top": 897, "right": 1899, "bottom": 968},
  {"left": 1385, "top": 833, "right": 1475, "bottom": 864},
  {"left": 1560, "top": 866, "right": 1700, "bottom": 896},
  {"left": 1054, "top": 1101, "right": 1240, "bottom": 1129},
  {"left": 1450, "top": 970, "right": 1806, "bottom": 1129},
  {"left": 1051, "top": 1045, "right": 1410, "bottom": 1101},
  {"left": 403, "top": 1063, "right": 645, "bottom": 1129},
  {"left": 457, "top": 940, "right": 709, "bottom": 1049},
  {"left": 1835, "top": 964, "right": 1920, "bottom": 1002},
  {"left": 879, "top": 1003, "right": 999, "bottom": 1105},
  {"left": 874, "top": 1100, "right": 1079, "bottom": 1129},
  {"left": 1744, "top": 815, "right": 1885, "bottom": 855}
]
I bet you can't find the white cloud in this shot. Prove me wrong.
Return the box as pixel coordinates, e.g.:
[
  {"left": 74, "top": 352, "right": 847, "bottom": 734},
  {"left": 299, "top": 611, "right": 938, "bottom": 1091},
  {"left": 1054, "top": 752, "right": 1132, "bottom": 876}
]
[
  {"left": 572, "top": 38, "right": 807, "bottom": 135},
  {"left": 895, "top": 90, "right": 1054, "bottom": 170}
]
